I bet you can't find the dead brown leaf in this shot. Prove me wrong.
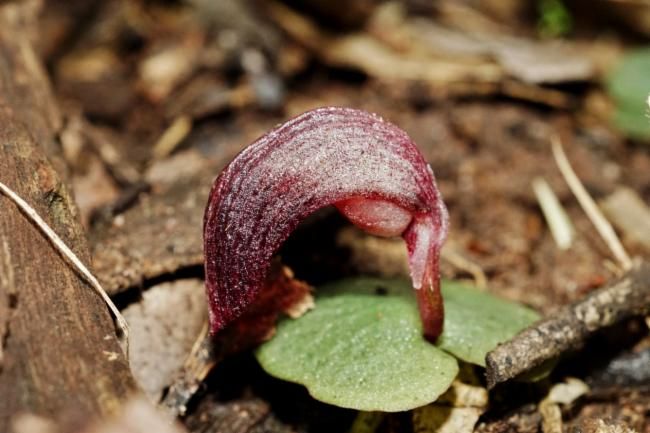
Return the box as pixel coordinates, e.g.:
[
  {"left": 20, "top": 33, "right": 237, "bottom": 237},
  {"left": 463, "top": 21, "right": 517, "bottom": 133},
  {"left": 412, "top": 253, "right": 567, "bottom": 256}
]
[{"left": 122, "top": 279, "right": 208, "bottom": 400}]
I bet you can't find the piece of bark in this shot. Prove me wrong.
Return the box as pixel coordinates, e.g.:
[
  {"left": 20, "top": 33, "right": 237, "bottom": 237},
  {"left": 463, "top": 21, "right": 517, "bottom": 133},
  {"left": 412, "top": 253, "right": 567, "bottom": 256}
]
[
  {"left": 0, "top": 2, "right": 136, "bottom": 429},
  {"left": 89, "top": 148, "right": 233, "bottom": 295},
  {"left": 485, "top": 260, "right": 650, "bottom": 389},
  {"left": 0, "top": 2, "right": 64, "bottom": 172},
  {"left": 90, "top": 169, "right": 209, "bottom": 294}
]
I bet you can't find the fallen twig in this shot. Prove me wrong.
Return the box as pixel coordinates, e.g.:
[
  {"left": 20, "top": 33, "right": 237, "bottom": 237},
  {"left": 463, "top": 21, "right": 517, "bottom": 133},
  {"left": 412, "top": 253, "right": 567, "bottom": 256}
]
[
  {"left": 0, "top": 180, "right": 130, "bottom": 356},
  {"left": 485, "top": 259, "right": 650, "bottom": 388},
  {"left": 485, "top": 137, "right": 647, "bottom": 388},
  {"left": 486, "top": 137, "right": 650, "bottom": 388}
]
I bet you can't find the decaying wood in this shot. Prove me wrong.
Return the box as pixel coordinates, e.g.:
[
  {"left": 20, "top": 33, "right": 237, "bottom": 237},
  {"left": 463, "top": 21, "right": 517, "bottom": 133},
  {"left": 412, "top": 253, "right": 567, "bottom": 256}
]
[
  {"left": 0, "top": 2, "right": 136, "bottom": 429},
  {"left": 0, "top": 180, "right": 130, "bottom": 354},
  {"left": 485, "top": 260, "right": 650, "bottom": 388}
]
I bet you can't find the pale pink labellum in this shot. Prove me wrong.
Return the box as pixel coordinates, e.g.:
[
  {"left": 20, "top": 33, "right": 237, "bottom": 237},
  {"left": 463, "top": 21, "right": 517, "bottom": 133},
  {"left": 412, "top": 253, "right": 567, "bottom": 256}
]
[{"left": 204, "top": 107, "right": 449, "bottom": 341}]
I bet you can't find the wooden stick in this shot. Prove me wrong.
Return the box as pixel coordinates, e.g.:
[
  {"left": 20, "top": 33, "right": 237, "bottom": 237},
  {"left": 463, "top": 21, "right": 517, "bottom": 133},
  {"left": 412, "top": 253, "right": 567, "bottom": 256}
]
[
  {"left": 485, "top": 260, "right": 650, "bottom": 388},
  {"left": 0, "top": 3, "right": 136, "bottom": 428}
]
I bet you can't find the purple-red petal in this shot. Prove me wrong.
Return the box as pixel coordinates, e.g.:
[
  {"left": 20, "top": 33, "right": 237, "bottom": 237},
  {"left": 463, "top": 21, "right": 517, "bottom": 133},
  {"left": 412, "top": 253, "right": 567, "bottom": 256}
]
[{"left": 204, "top": 107, "right": 449, "bottom": 340}]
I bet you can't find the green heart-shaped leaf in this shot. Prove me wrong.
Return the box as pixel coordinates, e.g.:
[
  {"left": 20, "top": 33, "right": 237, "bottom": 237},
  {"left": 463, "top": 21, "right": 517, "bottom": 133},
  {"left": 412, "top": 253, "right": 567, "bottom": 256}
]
[
  {"left": 606, "top": 47, "right": 650, "bottom": 140},
  {"left": 256, "top": 278, "right": 540, "bottom": 411},
  {"left": 436, "top": 280, "right": 541, "bottom": 366},
  {"left": 256, "top": 279, "right": 457, "bottom": 412}
]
